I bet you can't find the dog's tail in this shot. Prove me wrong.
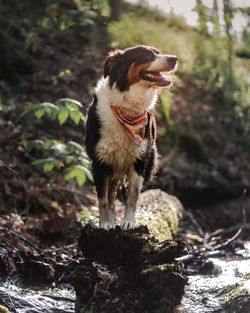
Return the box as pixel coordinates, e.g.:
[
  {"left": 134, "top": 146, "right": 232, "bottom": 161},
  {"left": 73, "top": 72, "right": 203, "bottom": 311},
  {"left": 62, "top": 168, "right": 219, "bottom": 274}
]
[{"left": 116, "top": 176, "right": 128, "bottom": 204}]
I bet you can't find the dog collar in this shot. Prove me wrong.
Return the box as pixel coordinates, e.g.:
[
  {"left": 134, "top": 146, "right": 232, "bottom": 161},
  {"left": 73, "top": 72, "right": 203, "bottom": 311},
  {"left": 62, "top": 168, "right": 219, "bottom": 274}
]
[{"left": 109, "top": 101, "right": 148, "bottom": 146}]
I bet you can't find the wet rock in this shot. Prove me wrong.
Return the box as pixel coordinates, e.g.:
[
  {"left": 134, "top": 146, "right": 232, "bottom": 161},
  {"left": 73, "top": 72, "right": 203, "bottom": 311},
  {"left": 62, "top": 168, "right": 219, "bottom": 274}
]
[
  {"left": 72, "top": 225, "right": 188, "bottom": 313},
  {"left": 218, "top": 281, "right": 250, "bottom": 313}
]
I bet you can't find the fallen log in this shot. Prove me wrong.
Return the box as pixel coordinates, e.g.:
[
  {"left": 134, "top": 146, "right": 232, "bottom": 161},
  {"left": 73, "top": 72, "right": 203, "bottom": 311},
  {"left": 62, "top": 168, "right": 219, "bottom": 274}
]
[{"left": 71, "top": 189, "right": 187, "bottom": 313}]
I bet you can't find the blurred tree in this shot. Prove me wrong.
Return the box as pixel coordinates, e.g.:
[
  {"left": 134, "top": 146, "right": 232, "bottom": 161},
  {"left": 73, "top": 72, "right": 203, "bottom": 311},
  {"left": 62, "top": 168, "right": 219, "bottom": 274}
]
[
  {"left": 223, "top": 0, "right": 234, "bottom": 93},
  {"left": 108, "top": 0, "right": 124, "bottom": 20},
  {"left": 212, "top": 0, "right": 220, "bottom": 36},
  {"left": 195, "top": 0, "right": 208, "bottom": 35}
]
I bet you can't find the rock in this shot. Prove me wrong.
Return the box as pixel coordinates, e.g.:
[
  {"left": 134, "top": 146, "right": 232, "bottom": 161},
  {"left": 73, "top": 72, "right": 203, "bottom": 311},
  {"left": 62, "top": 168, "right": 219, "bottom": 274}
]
[
  {"left": 219, "top": 280, "right": 250, "bottom": 313},
  {"left": 137, "top": 189, "right": 184, "bottom": 241},
  {"left": 0, "top": 305, "right": 11, "bottom": 313}
]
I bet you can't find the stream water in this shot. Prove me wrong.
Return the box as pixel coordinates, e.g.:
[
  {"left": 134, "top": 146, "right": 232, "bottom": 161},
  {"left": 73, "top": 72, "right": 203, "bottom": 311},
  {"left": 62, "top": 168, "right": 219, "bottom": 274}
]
[
  {"left": 180, "top": 242, "right": 250, "bottom": 313},
  {"left": 1, "top": 243, "right": 249, "bottom": 313},
  {"left": 0, "top": 279, "right": 75, "bottom": 313}
]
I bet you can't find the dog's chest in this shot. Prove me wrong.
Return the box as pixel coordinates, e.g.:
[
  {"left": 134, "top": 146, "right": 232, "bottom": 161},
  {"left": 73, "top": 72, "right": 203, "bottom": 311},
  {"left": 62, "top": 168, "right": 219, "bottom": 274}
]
[{"left": 95, "top": 104, "right": 146, "bottom": 173}]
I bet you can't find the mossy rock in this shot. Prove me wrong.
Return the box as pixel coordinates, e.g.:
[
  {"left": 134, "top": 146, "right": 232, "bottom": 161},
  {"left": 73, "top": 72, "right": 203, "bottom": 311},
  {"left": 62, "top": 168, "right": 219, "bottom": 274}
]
[
  {"left": 136, "top": 189, "right": 183, "bottom": 241},
  {"left": 219, "top": 282, "right": 250, "bottom": 313},
  {"left": 0, "top": 305, "right": 11, "bottom": 313}
]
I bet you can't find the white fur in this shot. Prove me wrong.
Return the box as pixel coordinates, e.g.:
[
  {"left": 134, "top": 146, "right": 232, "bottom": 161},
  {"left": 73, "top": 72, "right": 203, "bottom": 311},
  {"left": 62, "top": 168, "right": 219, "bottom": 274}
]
[
  {"left": 121, "top": 170, "right": 143, "bottom": 229},
  {"left": 94, "top": 77, "right": 158, "bottom": 177},
  {"left": 148, "top": 54, "right": 178, "bottom": 72}
]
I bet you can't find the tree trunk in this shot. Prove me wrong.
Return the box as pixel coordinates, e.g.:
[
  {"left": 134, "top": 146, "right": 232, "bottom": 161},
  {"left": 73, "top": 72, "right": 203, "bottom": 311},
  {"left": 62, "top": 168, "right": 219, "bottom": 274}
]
[
  {"left": 223, "top": 0, "right": 234, "bottom": 92},
  {"left": 196, "top": 0, "right": 208, "bottom": 35},
  {"left": 108, "top": 0, "right": 124, "bottom": 20},
  {"left": 71, "top": 190, "right": 187, "bottom": 313}
]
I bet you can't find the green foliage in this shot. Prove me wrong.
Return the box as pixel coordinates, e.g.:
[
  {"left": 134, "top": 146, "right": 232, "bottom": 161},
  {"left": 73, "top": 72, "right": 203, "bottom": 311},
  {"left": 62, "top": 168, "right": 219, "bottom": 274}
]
[
  {"left": 22, "top": 98, "right": 85, "bottom": 125},
  {"left": 108, "top": 12, "right": 195, "bottom": 73},
  {"left": 107, "top": 2, "right": 250, "bottom": 153},
  {"left": 0, "top": 0, "right": 108, "bottom": 86},
  {"left": 38, "top": 1, "right": 97, "bottom": 32},
  {"left": 193, "top": 1, "right": 208, "bottom": 35},
  {"left": 21, "top": 99, "right": 92, "bottom": 187}
]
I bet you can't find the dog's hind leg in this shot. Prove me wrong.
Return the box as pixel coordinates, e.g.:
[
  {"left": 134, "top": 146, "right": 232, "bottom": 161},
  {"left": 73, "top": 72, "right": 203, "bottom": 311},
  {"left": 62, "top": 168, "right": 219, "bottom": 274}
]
[
  {"left": 92, "top": 161, "right": 114, "bottom": 229},
  {"left": 121, "top": 170, "right": 143, "bottom": 229},
  {"left": 108, "top": 178, "right": 118, "bottom": 228}
]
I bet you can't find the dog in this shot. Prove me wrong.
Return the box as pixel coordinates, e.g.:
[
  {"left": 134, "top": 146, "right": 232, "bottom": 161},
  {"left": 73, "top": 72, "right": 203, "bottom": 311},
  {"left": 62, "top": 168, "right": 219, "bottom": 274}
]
[{"left": 85, "top": 45, "right": 178, "bottom": 229}]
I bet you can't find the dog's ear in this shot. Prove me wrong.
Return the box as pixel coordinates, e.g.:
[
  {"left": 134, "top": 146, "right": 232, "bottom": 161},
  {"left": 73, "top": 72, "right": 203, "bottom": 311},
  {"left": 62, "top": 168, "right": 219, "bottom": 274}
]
[{"left": 104, "top": 50, "right": 128, "bottom": 91}]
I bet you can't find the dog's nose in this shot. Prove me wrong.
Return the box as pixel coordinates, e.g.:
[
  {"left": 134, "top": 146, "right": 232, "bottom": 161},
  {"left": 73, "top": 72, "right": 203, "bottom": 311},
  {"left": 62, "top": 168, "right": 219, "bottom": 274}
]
[{"left": 167, "top": 56, "right": 178, "bottom": 63}]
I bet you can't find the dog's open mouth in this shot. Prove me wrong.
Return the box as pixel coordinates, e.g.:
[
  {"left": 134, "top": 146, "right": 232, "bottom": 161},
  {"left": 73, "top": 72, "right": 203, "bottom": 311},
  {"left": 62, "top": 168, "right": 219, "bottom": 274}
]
[{"left": 140, "top": 71, "right": 172, "bottom": 86}]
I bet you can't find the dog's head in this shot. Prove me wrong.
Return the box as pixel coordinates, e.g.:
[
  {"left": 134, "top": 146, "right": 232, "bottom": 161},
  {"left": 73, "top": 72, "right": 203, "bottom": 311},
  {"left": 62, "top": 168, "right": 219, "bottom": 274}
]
[{"left": 104, "top": 45, "right": 178, "bottom": 91}]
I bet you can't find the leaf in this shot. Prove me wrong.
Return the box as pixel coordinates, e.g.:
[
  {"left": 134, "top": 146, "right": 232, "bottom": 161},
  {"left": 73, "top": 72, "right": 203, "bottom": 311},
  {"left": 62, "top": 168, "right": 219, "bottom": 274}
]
[
  {"left": 53, "top": 159, "right": 62, "bottom": 169},
  {"left": 43, "top": 162, "right": 54, "bottom": 172},
  {"left": 76, "top": 171, "right": 86, "bottom": 186},
  {"left": 21, "top": 103, "right": 37, "bottom": 116},
  {"left": 79, "top": 157, "right": 91, "bottom": 167},
  {"left": 43, "top": 102, "right": 60, "bottom": 115},
  {"left": 67, "top": 141, "right": 85, "bottom": 152},
  {"left": 34, "top": 108, "right": 45, "bottom": 119},
  {"left": 69, "top": 108, "right": 81, "bottom": 125},
  {"left": 64, "top": 165, "right": 91, "bottom": 186},
  {"left": 32, "top": 157, "right": 55, "bottom": 166},
  {"left": 48, "top": 142, "right": 66, "bottom": 154},
  {"left": 84, "top": 167, "right": 93, "bottom": 182},
  {"left": 20, "top": 139, "right": 45, "bottom": 151},
  {"left": 58, "top": 107, "right": 69, "bottom": 125},
  {"left": 66, "top": 156, "right": 75, "bottom": 164},
  {"left": 56, "top": 98, "right": 83, "bottom": 109}
]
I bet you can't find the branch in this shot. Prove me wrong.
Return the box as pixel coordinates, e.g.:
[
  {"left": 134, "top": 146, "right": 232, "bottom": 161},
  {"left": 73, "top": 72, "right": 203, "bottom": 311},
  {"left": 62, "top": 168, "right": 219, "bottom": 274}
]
[
  {"left": 212, "top": 188, "right": 247, "bottom": 251},
  {"left": 176, "top": 189, "right": 247, "bottom": 263}
]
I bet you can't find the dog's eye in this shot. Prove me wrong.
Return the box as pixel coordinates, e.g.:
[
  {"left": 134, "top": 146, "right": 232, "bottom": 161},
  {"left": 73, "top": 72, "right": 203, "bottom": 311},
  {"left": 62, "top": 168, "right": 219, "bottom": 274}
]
[
  {"left": 152, "top": 48, "right": 160, "bottom": 55},
  {"left": 143, "top": 50, "right": 156, "bottom": 61}
]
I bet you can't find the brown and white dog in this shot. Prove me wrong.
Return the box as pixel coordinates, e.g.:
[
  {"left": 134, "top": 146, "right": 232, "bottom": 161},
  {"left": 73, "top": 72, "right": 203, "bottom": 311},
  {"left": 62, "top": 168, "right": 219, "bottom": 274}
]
[{"left": 85, "top": 45, "right": 177, "bottom": 229}]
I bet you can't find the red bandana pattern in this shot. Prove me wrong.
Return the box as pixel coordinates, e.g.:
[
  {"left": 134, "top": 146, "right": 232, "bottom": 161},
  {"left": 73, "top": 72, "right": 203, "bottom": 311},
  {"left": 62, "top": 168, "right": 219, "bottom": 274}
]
[{"left": 109, "top": 101, "right": 148, "bottom": 146}]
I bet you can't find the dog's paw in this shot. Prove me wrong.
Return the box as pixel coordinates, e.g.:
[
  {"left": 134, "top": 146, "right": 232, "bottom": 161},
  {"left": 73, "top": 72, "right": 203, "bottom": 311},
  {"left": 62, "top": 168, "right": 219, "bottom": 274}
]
[
  {"left": 99, "top": 221, "right": 115, "bottom": 230},
  {"left": 121, "top": 218, "right": 137, "bottom": 230}
]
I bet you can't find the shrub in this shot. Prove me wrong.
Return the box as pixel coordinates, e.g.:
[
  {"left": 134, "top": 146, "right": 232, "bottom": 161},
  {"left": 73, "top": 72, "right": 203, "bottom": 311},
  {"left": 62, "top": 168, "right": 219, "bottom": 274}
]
[{"left": 21, "top": 98, "right": 92, "bottom": 186}]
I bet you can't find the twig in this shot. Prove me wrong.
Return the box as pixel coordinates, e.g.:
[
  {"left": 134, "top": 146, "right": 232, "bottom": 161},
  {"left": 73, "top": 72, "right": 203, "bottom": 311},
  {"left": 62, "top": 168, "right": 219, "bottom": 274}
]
[
  {"left": 175, "top": 250, "right": 223, "bottom": 263},
  {"left": 0, "top": 160, "right": 30, "bottom": 214},
  {"left": 213, "top": 188, "right": 247, "bottom": 251},
  {"left": 176, "top": 189, "right": 247, "bottom": 263},
  {"left": 10, "top": 230, "right": 41, "bottom": 253},
  {"left": 185, "top": 209, "right": 205, "bottom": 237},
  {"left": 0, "top": 160, "right": 20, "bottom": 175},
  {"left": 43, "top": 243, "right": 78, "bottom": 253}
]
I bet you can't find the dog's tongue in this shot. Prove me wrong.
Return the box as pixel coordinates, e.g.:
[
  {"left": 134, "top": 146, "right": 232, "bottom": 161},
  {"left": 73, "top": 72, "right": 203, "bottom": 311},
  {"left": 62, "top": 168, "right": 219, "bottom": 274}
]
[{"left": 160, "top": 74, "right": 172, "bottom": 84}]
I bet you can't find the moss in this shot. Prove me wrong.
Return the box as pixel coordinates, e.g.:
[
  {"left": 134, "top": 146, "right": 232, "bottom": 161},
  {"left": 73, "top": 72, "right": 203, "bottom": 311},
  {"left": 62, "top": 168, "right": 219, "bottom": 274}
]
[
  {"left": 219, "top": 283, "right": 250, "bottom": 313},
  {"left": 142, "top": 263, "right": 180, "bottom": 275},
  {"left": 141, "top": 242, "right": 152, "bottom": 254},
  {"left": 0, "top": 305, "right": 11, "bottom": 313},
  {"left": 136, "top": 189, "right": 183, "bottom": 241},
  {"left": 244, "top": 273, "right": 250, "bottom": 280}
]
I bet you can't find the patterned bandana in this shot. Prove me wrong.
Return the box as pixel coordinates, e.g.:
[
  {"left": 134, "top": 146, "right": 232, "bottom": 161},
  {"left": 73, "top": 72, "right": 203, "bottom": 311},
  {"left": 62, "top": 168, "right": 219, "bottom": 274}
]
[{"left": 109, "top": 101, "right": 148, "bottom": 146}]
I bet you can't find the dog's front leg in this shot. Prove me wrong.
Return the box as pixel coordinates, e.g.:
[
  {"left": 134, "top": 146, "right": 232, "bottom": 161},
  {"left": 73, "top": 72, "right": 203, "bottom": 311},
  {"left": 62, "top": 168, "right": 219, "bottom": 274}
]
[{"left": 121, "top": 170, "right": 143, "bottom": 229}]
